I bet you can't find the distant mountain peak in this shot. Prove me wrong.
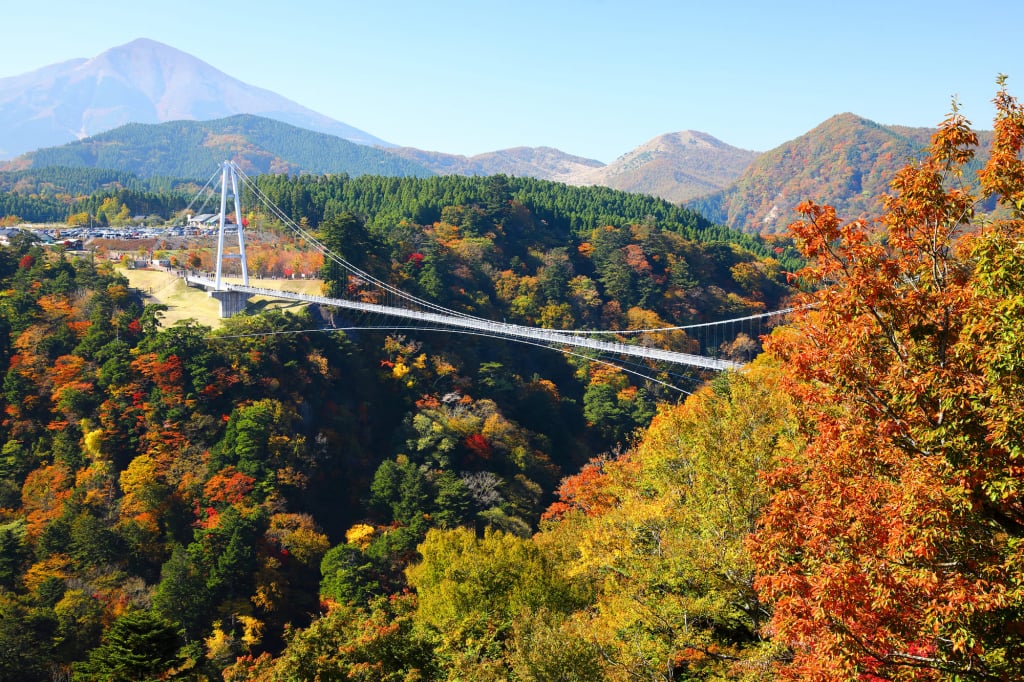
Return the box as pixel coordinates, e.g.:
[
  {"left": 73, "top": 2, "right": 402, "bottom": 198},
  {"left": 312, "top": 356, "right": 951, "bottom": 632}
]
[
  {"left": 686, "top": 113, "right": 979, "bottom": 234},
  {"left": 568, "top": 131, "right": 759, "bottom": 203},
  {"left": 118, "top": 37, "right": 176, "bottom": 50},
  {"left": 386, "top": 145, "right": 604, "bottom": 181},
  {"left": 654, "top": 130, "right": 739, "bottom": 148},
  {"left": 0, "top": 38, "right": 390, "bottom": 160}
]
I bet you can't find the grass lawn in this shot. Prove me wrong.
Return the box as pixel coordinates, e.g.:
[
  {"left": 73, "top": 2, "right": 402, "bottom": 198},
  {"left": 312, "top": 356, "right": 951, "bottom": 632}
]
[{"left": 118, "top": 267, "right": 325, "bottom": 328}]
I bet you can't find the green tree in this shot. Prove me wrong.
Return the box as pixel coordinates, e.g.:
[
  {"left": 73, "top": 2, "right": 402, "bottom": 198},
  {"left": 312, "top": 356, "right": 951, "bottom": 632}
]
[
  {"left": 153, "top": 543, "right": 213, "bottom": 639},
  {"left": 53, "top": 589, "right": 105, "bottom": 667},
  {"left": 69, "top": 512, "right": 122, "bottom": 568},
  {"left": 0, "top": 519, "right": 29, "bottom": 589},
  {"left": 541, "top": 362, "right": 797, "bottom": 679},
  {"left": 319, "top": 543, "right": 379, "bottom": 606},
  {"left": 432, "top": 469, "right": 471, "bottom": 528},
  {"left": 186, "top": 506, "right": 263, "bottom": 609},
  {"left": 369, "top": 457, "right": 431, "bottom": 531},
  {"left": 215, "top": 399, "right": 295, "bottom": 479},
  {"left": 319, "top": 211, "right": 372, "bottom": 297},
  {"left": 73, "top": 610, "right": 181, "bottom": 682},
  {"left": 0, "top": 592, "right": 57, "bottom": 682}
]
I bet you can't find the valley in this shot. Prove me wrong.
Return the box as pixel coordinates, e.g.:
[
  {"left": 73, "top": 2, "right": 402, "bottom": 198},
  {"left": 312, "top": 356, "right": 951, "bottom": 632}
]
[{"left": 0, "top": 33, "right": 1020, "bottom": 682}]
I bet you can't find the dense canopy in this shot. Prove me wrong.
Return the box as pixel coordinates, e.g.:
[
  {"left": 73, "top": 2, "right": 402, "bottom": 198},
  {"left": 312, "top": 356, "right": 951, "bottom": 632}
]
[{"left": 1, "top": 79, "right": 1024, "bottom": 681}]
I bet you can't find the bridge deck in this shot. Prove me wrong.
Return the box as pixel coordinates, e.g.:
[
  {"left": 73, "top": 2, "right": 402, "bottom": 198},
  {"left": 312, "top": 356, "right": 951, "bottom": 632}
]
[{"left": 186, "top": 276, "right": 741, "bottom": 371}]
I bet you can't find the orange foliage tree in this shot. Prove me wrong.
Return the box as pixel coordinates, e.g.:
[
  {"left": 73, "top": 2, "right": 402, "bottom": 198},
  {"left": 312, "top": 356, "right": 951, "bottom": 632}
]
[{"left": 752, "top": 81, "right": 1024, "bottom": 678}]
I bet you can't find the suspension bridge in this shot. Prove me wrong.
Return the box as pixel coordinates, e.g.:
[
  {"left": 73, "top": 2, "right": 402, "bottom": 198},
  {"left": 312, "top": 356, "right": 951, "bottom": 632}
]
[{"left": 179, "top": 161, "right": 798, "bottom": 374}]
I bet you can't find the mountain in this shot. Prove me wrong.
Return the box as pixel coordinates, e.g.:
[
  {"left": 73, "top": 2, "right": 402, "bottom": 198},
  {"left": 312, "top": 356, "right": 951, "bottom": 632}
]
[
  {"left": 687, "top": 114, "right": 993, "bottom": 235},
  {"left": 0, "top": 38, "right": 389, "bottom": 160},
  {"left": 568, "top": 131, "right": 759, "bottom": 203},
  {"left": 3, "top": 39, "right": 1001, "bottom": 232},
  {"left": 386, "top": 145, "right": 605, "bottom": 181},
  {"left": 387, "top": 132, "right": 755, "bottom": 204},
  {"left": 2, "top": 114, "right": 433, "bottom": 179}
]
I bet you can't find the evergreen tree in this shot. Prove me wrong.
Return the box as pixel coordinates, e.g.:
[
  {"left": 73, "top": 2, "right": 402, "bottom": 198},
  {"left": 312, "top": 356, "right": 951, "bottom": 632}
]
[{"left": 73, "top": 610, "right": 181, "bottom": 682}]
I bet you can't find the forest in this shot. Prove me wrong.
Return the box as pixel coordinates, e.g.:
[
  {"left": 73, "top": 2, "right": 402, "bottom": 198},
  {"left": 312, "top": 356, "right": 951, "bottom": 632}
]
[
  {"left": 8, "top": 115, "right": 436, "bottom": 181},
  {"left": 0, "top": 80, "right": 1023, "bottom": 681}
]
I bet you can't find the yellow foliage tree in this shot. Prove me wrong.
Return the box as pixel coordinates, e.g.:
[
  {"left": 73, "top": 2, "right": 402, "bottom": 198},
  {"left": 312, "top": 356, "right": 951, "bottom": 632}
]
[{"left": 538, "top": 360, "right": 799, "bottom": 679}]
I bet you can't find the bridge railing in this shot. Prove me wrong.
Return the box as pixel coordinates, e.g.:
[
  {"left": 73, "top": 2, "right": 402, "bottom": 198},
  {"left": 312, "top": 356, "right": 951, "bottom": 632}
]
[{"left": 222, "top": 283, "right": 742, "bottom": 371}]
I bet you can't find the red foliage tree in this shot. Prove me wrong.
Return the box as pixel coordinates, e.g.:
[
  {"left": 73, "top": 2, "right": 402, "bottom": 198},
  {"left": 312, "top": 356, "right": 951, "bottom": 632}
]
[
  {"left": 204, "top": 466, "right": 257, "bottom": 506},
  {"left": 752, "top": 84, "right": 1024, "bottom": 679},
  {"left": 541, "top": 455, "right": 633, "bottom": 522},
  {"left": 462, "top": 433, "right": 492, "bottom": 461}
]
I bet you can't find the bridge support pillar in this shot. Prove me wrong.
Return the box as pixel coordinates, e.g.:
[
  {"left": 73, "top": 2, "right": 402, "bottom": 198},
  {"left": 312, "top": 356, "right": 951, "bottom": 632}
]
[{"left": 210, "top": 290, "right": 250, "bottom": 318}]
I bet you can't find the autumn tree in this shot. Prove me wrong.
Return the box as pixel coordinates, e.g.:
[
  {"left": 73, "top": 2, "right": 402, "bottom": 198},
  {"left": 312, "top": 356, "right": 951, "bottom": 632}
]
[
  {"left": 539, "top": 362, "right": 797, "bottom": 680},
  {"left": 221, "top": 594, "right": 436, "bottom": 682},
  {"left": 752, "top": 82, "right": 1024, "bottom": 679},
  {"left": 406, "top": 526, "right": 588, "bottom": 679}
]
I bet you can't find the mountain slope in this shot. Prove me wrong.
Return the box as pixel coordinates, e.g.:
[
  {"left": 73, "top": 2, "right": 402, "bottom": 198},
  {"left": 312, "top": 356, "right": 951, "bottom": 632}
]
[
  {"left": 689, "top": 114, "right": 943, "bottom": 234},
  {"left": 386, "top": 145, "right": 605, "bottom": 181},
  {"left": 387, "top": 132, "right": 755, "bottom": 204},
  {"left": 3, "top": 115, "right": 433, "bottom": 179},
  {"left": 569, "top": 131, "right": 759, "bottom": 203},
  {"left": 0, "top": 38, "right": 388, "bottom": 160}
]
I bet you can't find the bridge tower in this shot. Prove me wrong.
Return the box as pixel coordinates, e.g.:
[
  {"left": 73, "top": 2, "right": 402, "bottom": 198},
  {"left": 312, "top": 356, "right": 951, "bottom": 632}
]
[
  {"left": 207, "top": 160, "right": 252, "bottom": 316},
  {"left": 214, "top": 160, "right": 250, "bottom": 290}
]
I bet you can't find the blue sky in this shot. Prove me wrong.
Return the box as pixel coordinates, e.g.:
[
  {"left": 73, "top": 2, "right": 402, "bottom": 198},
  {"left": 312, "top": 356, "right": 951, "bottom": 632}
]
[{"left": 3, "top": 0, "right": 1022, "bottom": 162}]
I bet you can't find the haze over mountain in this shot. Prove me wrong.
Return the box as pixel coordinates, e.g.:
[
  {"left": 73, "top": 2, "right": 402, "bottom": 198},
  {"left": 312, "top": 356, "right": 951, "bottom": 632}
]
[
  {"left": 5, "top": 110, "right": 993, "bottom": 240},
  {"left": 386, "top": 145, "right": 605, "bottom": 182},
  {"left": 0, "top": 38, "right": 389, "bottom": 160}
]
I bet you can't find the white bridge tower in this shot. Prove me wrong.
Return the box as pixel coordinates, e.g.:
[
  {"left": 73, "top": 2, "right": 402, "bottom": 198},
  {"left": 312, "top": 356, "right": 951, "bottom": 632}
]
[{"left": 214, "top": 160, "right": 249, "bottom": 290}]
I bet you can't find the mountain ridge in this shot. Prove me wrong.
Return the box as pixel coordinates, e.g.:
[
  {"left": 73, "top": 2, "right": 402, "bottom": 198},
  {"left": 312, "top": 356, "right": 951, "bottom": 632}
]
[
  {"left": 386, "top": 131, "right": 758, "bottom": 203},
  {"left": 568, "top": 131, "right": 759, "bottom": 203},
  {"left": 385, "top": 145, "right": 605, "bottom": 180},
  {"left": 1, "top": 114, "right": 433, "bottom": 179},
  {"left": 687, "top": 113, "right": 993, "bottom": 234},
  {"left": 0, "top": 38, "right": 998, "bottom": 237}
]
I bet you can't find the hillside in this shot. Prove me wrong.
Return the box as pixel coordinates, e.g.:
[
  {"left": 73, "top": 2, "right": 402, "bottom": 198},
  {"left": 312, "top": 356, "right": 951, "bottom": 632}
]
[
  {"left": 2, "top": 115, "right": 434, "bottom": 180},
  {"left": 119, "top": 268, "right": 325, "bottom": 327},
  {"left": 387, "top": 132, "right": 756, "bottom": 205},
  {"left": 3, "top": 93, "right": 1023, "bottom": 680},
  {"left": 689, "top": 113, "right": 994, "bottom": 234},
  {"left": 569, "top": 130, "right": 759, "bottom": 203},
  {"left": 0, "top": 160, "right": 796, "bottom": 678},
  {"left": 1, "top": 112, "right": 999, "bottom": 247},
  {"left": 386, "top": 145, "right": 605, "bottom": 181},
  {"left": 0, "top": 38, "right": 388, "bottom": 160}
]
